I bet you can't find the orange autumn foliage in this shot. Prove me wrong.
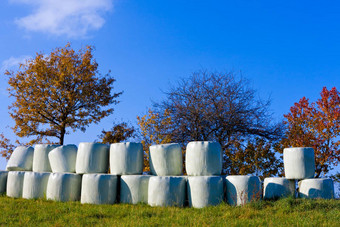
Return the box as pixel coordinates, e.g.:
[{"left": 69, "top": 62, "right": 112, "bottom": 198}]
[{"left": 2, "top": 43, "right": 121, "bottom": 157}]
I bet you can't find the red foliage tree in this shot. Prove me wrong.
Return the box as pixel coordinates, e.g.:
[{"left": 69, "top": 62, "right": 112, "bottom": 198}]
[{"left": 281, "top": 87, "right": 340, "bottom": 177}]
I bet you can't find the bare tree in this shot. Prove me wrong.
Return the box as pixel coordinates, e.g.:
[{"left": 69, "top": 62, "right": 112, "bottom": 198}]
[{"left": 139, "top": 70, "right": 283, "bottom": 174}]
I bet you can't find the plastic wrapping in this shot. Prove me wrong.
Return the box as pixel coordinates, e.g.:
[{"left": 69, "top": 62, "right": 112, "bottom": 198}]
[
  {"left": 0, "top": 171, "right": 8, "bottom": 194},
  {"left": 81, "top": 174, "right": 117, "bottom": 204},
  {"left": 148, "top": 176, "right": 186, "bottom": 207},
  {"left": 23, "top": 172, "right": 50, "bottom": 199},
  {"left": 283, "top": 147, "right": 315, "bottom": 179},
  {"left": 263, "top": 177, "right": 295, "bottom": 200},
  {"left": 6, "top": 171, "right": 25, "bottom": 198},
  {"left": 46, "top": 173, "right": 82, "bottom": 202},
  {"left": 149, "top": 143, "right": 183, "bottom": 176},
  {"left": 110, "top": 142, "right": 144, "bottom": 175},
  {"left": 120, "top": 175, "right": 151, "bottom": 204},
  {"left": 185, "top": 141, "right": 222, "bottom": 176},
  {"left": 76, "top": 143, "right": 109, "bottom": 174},
  {"left": 48, "top": 144, "right": 78, "bottom": 173},
  {"left": 6, "top": 146, "right": 34, "bottom": 171},
  {"left": 298, "top": 178, "right": 334, "bottom": 199},
  {"left": 226, "top": 175, "right": 262, "bottom": 206},
  {"left": 33, "top": 144, "right": 59, "bottom": 172},
  {"left": 187, "top": 176, "right": 224, "bottom": 208}
]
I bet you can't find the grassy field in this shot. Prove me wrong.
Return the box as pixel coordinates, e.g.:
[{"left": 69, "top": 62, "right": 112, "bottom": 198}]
[{"left": 0, "top": 196, "right": 339, "bottom": 226}]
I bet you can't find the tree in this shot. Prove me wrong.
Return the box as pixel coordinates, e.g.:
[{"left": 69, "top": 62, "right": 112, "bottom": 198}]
[
  {"left": 137, "top": 71, "right": 283, "bottom": 175},
  {"left": 4, "top": 43, "right": 122, "bottom": 148},
  {"left": 280, "top": 87, "right": 340, "bottom": 177},
  {"left": 99, "top": 122, "right": 136, "bottom": 144}
]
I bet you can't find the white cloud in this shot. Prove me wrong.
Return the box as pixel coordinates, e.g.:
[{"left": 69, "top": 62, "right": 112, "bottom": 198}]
[
  {"left": 1, "top": 55, "right": 31, "bottom": 72},
  {"left": 12, "top": 0, "right": 113, "bottom": 38}
]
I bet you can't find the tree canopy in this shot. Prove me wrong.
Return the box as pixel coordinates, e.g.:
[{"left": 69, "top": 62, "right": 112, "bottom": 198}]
[
  {"left": 280, "top": 87, "right": 340, "bottom": 177},
  {"left": 4, "top": 43, "right": 121, "bottom": 149}
]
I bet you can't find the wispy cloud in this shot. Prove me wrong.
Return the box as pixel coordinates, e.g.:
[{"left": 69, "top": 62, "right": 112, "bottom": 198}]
[
  {"left": 1, "top": 55, "right": 31, "bottom": 72},
  {"left": 12, "top": 0, "right": 113, "bottom": 38}
]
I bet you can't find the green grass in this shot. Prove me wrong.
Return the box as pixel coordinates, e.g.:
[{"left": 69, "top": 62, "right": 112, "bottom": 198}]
[{"left": 0, "top": 196, "right": 339, "bottom": 226}]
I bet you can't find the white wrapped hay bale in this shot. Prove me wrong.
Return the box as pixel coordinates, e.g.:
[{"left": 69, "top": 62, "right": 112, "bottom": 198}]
[
  {"left": 76, "top": 143, "right": 109, "bottom": 174},
  {"left": 298, "top": 178, "right": 334, "bottom": 199},
  {"left": 149, "top": 143, "right": 183, "bottom": 176},
  {"left": 120, "top": 175, "right": 151, "bottom": 204},
  {"left": 48, "top": 144, "right": 78, "bottom": 173},
  {"left": 226, "top": 175, "right": 262, "bottom": 206},
  {"left": 46, "top": 173, "right": 82, "bottom": 202},
  {"left": 33, "top": 144, "right": 59, "bottom": 172},
  {"left": 7, "top": 171, "right": 25, "bottom": 198},
  {"left": 81, "top": 174, "right": 117, "bottom": 204},
  {"left": 6, "top": 146, "right": 34, "bottom": 171},
  {"left": 185, "top": 141, "right": 222, "bottom": 176},
  {"left": 110, "top": 142, "right": 143, "bottom": 175},
  {"left": 263, "top": 177, "right": 295, "bottom": 200},
  {"left": 283, "top": 147, "right": 315, "bottom": 179},
  {"left": 0, "top": 171, "right": 8, "bottom": 194},
  {"left": 22, "top": 172, "right": 50, "bottom": 199},
  {"left": 148, "top": 176, "right": 186, "bottom": 207},
  {"left": 187, "top": 176, "right": 224, "bottom": 208}
]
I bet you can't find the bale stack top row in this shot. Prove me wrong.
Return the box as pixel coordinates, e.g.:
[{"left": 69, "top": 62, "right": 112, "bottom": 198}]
[{"left": 5, "top": 141, "right": 227, "bottom": 176}]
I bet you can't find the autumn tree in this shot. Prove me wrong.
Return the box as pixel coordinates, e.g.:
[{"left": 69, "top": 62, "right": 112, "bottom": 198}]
[
  {"left": 280, "top": 87, "right": 340, "bottom": 177},
  {"left": 99, "top": 122, "right": 136, "bottom": 144},
  {"left": 3, "top": 43, "right": 121, "bottom": 153},
  {"left": 137, "top": 71, "right": 283, "bottom": 175}
]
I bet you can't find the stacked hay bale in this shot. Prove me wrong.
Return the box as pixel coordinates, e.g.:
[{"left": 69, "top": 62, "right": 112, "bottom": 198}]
[
  {"left": 76, "top": 143, "right": 118, "bottom": 205},
  {"left": 283, "top": 147, "right": 334, "bottom": 199},
  {"left": 22, "top": 144, "right": 59, "bottom": 199},
  {"left": 185, "top": 141, "right": 263, "bottom": 207},
  {"left": 262, "top": 147, "right": 334, "bottom": 200},
  {"left": 47, "top": 144, "right": 82, "bottom": 202},
  {"left": 148, "top": 143, "right": 186, "bottom": 207},
  {"left": 110, "top": 142, "right": 148, "bottom": 204},
  {"left": 6, "top": 146, "right": 34, "bottom": 198},
  {"left": 186, "top": 142, "right": 224, "bottom": 208}
]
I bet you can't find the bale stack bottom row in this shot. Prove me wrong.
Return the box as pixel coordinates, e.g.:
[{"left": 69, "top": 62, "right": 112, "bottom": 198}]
[{"left": 0, "top": 142, "right": 335, "bottom": 208}]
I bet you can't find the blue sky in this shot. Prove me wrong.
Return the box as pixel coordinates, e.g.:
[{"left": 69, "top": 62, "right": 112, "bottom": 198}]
[{"left": 0, "top": 0, "right": 340, "bottom": 174}]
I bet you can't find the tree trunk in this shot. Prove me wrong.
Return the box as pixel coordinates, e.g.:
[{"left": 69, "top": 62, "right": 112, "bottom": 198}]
[{"left": 59, "top": 126, "right": 66, "bottom": 145}]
